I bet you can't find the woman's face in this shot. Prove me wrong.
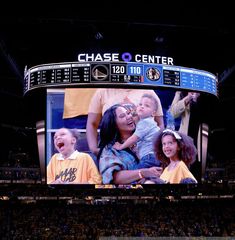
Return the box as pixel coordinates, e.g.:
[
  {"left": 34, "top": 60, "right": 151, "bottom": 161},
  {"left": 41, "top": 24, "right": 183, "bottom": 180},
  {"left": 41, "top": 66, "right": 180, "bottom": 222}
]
[
  {"left": 161, "top": 134, "right": 179, "bottom": 160},
  {"left": 115, "top": 106, "right": 135, "bottom": 134}
]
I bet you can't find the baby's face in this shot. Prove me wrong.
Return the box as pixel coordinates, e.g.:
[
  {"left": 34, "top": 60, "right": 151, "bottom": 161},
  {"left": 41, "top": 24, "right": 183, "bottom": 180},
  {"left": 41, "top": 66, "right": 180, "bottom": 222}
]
[{"left": 137, "top": 97, "right": 156, "bottom": 119}]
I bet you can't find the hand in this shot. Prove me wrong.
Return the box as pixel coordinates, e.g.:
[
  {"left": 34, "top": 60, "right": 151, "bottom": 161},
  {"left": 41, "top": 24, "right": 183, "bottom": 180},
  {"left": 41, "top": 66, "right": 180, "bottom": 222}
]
[
  {"left": 113, "top": 142, "right": 122, "bottom": 150},
  {"left": 141, "top": 167, "right": 163, "bottom": 178},
  {"left": 187, "top": 92, "right": 200, "bottom": 103}
]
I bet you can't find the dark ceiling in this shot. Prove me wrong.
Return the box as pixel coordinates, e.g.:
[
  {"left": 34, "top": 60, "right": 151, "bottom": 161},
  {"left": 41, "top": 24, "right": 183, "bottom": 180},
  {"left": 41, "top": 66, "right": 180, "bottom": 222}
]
[{"left": 0, "top": 3, "right": 235, "bottom": 164}]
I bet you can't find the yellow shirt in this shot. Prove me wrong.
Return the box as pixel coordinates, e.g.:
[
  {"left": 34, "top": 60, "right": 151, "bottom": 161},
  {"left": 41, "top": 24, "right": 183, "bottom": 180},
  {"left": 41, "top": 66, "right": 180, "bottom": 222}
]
[
  {"left": 47, "top": 150, "right": 102, "bottom": 184},
  {"left": 160, "top": 161, "right": 197, "bottom": 184},
  {"left": 63, "top": 88, "right": 97, "bottom": 118}
]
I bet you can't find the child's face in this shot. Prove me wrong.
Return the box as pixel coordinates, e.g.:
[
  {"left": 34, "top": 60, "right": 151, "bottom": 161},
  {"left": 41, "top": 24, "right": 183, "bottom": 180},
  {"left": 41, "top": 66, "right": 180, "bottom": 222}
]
[
  {"left": 54, "top": 128, "right": 76, "bottom": 156},
  {"left": 161, "top": 134, "right": 179, "bottom": 160},
  {"left": 137, "top": 97, "right": 156, "bottom": 119}
]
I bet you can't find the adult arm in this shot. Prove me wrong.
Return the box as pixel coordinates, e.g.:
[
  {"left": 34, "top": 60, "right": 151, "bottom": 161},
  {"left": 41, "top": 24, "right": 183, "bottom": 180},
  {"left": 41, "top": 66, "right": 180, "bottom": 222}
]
[
  {"left": 170, "top": 91, "right": 191, "bottom": 118},
  {"left": 86, "top": 112, "right": 102, "bottom": 156},
  {"left": 113, "top": 167, "right": 163, "bottom": 184},
  {"left": 113, "top": 134, "right": 139, "bottom": 150},
  {"left": 150, "top": 90, "right": 164, "bottom": 129},
  {"left": 113, "top": 169, "right": 141, "bottom": 184},
  {"left": 155, "top": 115, "right": 164, "bottom": 130}
]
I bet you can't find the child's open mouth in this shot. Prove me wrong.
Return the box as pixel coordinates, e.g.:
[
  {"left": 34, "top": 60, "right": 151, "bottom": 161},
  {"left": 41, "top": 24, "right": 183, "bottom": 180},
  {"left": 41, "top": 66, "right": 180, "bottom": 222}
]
[{"left": 57, "top": 142, "right": 64, "bottom": 149}]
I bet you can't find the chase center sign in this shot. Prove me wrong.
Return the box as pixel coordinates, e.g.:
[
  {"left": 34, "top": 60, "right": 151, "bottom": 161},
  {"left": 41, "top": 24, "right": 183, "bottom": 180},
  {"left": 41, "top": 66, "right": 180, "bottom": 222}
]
[{"left": 78, "top": 52, "right": 174, "bottom": 65}]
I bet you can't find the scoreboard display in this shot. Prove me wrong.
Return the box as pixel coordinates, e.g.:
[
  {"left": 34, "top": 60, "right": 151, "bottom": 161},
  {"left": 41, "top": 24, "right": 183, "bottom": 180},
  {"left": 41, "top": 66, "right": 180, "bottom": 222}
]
[{"left": 24, "top": 62, "right": 218, "bottom": 96}]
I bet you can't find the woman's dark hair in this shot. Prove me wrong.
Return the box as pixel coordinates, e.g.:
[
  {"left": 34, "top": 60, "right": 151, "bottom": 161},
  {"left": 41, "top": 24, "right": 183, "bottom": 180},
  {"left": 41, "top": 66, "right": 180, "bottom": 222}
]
[
  {"left": 97, "top": 104, "right": 124, "bottom": 159},
  {"left": 180, "top": 90, "right": 188, "bottom": 99},
  {"left": 154, "top": 129, "right": 197, "bottom": 168}
]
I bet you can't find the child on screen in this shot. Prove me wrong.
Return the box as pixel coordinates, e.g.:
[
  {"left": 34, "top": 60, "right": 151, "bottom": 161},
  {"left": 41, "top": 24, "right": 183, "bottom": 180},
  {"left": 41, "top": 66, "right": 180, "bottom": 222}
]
[
  {"left": 113, "top": 93, "right": 161, "bottom": 168},
  {"left": 47, "top": 127, "right": 101, "bottom": 184},
  {"left": 154, "top": 129, "right": 198, "bottom": 184}
]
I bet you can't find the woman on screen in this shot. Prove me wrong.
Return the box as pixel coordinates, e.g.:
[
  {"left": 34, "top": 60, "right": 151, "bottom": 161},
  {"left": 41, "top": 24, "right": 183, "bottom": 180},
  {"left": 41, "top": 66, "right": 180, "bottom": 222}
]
[
  {"left": 86, "top": 88, "right": 164, "bottom": 156},
  {"left": 47, "top": 128, "right": 102, "bottom": 184},
  {"left": 97, "top": 104, "right": 162, "bottom": 185},
  {"left": 154, "top": 129, "right": 198, "bottom": 184},
  {"left": 169, "top": 90, "right": 201, "bottom": 136}
]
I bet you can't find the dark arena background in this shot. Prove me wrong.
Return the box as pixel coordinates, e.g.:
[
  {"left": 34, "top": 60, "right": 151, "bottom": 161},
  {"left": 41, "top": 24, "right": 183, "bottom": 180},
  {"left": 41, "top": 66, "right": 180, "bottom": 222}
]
[{"left": 1, "top": 3, "right": 235, "bottom": 239}]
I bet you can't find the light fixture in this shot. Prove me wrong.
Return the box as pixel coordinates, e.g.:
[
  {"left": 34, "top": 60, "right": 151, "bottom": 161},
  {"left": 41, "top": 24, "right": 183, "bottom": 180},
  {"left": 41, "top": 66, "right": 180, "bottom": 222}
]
[
  {"left": 95, "top": 31, "right": 103, "bottom": 40},
  {"left": 154, "top": 36, "right": 164, "bottom": 43}
]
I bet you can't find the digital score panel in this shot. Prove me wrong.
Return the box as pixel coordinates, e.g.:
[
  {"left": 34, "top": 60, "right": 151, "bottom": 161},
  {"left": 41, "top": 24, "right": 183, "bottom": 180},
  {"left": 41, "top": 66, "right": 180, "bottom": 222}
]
[
  {"left": 71, "top": 63, "right": 90, "bottom": 83},
  {"left": 180, "top": 67, "right": 217, "bottom": 94},
  {"left": 163, "top": 69, "right": 180, "bottom": 86},
  {"left": 29, "top": 64, "right": 72, "bottom": 88},
  {"left": 24, "top": 61, "right": 218, "bottom": 97},
  {"left": 110, "top": 63, "right": 127, "bottom": 83}
]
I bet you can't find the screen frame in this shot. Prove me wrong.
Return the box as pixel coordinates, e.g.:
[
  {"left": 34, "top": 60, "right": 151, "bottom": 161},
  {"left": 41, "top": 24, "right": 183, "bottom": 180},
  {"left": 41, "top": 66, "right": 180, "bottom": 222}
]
[{"left": 44, "top": 86, "right": 212, "bottom": 188}]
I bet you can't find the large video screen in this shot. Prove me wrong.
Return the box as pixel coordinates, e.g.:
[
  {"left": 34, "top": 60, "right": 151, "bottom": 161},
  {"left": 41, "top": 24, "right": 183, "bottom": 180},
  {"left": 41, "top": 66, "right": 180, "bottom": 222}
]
[{"left": 45, "top": 87, "right": 212, "bottom": 187}]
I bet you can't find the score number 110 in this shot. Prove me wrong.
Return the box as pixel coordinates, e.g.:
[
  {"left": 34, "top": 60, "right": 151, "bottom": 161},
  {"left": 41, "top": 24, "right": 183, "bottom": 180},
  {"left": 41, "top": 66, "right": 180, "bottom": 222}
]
[{"left": 128, "top": 65, "right": 143, "bottom": 75}]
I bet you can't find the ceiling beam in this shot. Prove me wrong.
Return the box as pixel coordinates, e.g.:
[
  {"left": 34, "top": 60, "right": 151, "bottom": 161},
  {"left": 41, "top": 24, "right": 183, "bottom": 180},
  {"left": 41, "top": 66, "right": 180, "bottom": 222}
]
[{"left": 0, "top": 40, "right": 23, "bottom": 86}]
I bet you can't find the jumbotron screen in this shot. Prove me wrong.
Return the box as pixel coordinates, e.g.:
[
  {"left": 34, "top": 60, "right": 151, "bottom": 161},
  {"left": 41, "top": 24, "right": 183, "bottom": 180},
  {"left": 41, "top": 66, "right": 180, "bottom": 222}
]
[{"left": 24, "top": 61, "right": 217, "bottom": 188}]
